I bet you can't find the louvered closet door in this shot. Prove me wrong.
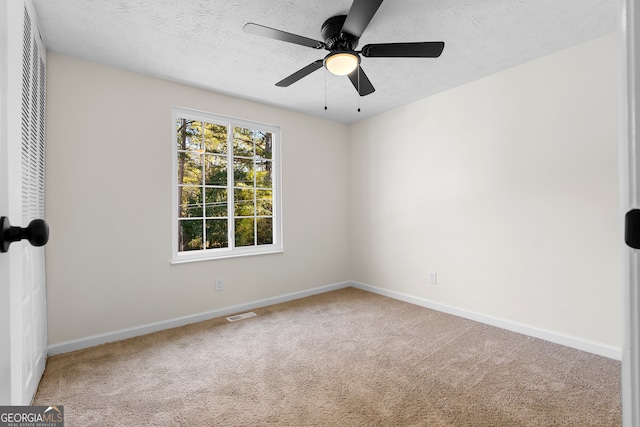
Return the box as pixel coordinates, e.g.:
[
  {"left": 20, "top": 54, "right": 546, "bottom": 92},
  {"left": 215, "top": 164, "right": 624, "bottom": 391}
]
[
  {"left": 0, "top": 0, "right": 48, "bottom": 405},
  {"left": 19, "top": 0, "right": 47, "bottom": 404}
]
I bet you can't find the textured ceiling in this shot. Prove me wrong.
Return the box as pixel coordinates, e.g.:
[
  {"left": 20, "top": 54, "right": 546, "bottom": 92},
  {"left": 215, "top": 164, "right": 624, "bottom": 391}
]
[{"left": 32, "top": 0, "right": 619, "bottom": 124}]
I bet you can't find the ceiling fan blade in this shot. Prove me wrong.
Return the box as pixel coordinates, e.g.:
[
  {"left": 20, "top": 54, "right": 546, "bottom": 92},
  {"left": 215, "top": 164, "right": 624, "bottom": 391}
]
[
  {"left": 341, "top": 0, "right": 384, "bottom": 38},
  {"left": 275, "top": 60, "right": 324, "bottom": 87},
  {"left": 361, "top": 41, "right": 445, "bottom": 58},
  {"left": 347, "top": 66, "right": 375, "bottom": 96},
  {"left": 243, "top": 23, "right": 326, "bottom": 49}
]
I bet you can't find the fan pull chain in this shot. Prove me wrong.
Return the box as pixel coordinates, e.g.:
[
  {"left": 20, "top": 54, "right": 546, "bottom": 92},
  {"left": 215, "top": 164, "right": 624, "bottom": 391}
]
[
  {"left": 324, "top": 69, "right": 328, "bottom": 111},
  {"left": 357, "top": 66, "right": 361, "bottom": 112}
]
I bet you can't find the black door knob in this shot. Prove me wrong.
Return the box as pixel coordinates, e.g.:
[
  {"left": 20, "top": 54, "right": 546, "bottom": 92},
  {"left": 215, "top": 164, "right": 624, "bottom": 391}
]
[
  {"left": 626, "top": 209, "right": 640, "bottom": 250},
  {"left": 0, "top": 216, "right": 49, "bottom": 253}
]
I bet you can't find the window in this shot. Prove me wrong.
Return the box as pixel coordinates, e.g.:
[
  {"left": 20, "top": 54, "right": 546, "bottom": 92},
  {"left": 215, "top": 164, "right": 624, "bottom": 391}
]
[{"left": 172, "top": 108, "right": 282, "bottom": 262}]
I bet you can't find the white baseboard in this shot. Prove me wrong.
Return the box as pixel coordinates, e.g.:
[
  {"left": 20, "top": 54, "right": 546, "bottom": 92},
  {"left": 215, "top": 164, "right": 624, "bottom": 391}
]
[
  {"left": 349, "top": 281, "right": 622, "bottom": 361},
  {"left": 47, "top": 281, "right": 351, "bottom": 356},
  {"left": 49, "top": 280, "right": 622, "bottom": 361}
]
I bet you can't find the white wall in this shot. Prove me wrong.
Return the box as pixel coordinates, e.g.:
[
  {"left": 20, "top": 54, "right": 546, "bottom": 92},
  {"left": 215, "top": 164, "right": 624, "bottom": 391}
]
[
  {"left": 45, "top": 32, "right": 623, "bottom": 354},
  {"left": 44, "top": 53, "right": 350, "bottom": 345},
  {"left": 348, "top": 33, "right": 623, "bottom": 350}
]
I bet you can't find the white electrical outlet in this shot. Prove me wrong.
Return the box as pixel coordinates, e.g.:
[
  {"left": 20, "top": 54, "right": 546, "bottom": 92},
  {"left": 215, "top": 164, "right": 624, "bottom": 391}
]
[
  {"left": 429, "top": 272, "right": 437, "bottom": 285},
  {"left": 215, "top": 277, "right": 224, "bottom": 291}
]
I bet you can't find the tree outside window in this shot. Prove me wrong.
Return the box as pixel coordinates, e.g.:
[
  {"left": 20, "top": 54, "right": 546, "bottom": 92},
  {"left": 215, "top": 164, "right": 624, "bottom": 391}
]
[{"left": 173, "top": 109, "right": 281, "bottom": 262}]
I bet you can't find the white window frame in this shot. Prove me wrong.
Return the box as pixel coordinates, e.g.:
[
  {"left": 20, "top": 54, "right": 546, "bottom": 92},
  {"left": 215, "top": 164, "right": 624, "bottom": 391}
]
[{"left": 171, "top": 107, "right": 283, "bottom": 263}]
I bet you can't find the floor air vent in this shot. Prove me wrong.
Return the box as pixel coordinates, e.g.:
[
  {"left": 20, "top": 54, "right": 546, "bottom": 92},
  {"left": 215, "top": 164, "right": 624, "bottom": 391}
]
[{"left": 226, "top": 312, "right": 257, "bottom": 322}]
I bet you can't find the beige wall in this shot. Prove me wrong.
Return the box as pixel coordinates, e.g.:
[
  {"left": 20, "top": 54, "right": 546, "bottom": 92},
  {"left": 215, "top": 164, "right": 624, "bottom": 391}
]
[
  {"left": 44, "top": 53, "right": 350, "bottom": 345},
  {"left": 348, "top": 33, "right": 623, "bottom": 349},
  {"left": 45, "top": 32, "right": 623, "bottom": 353}
]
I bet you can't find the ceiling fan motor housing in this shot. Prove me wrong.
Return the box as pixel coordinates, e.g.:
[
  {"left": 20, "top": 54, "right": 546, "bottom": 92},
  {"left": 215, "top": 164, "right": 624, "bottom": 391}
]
[{"left": 322, "top": 15, "right": 359, "bottom": 51}]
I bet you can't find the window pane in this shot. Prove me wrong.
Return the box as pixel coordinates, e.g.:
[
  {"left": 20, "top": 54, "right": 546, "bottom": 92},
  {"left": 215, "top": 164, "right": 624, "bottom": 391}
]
[
  {"left": 204, "top": 154, "right": 227, "bottom": 186},
  {"left": 233, "top": 127, "right": 254, "bottom": 157},
  {"left": 257, "top": 218, "right": 273, "bottom": 245},
  {"left": 234, "top": 157, "right": 254, "bottom": 187},
  {"left": 176, "top": 119, "right": 202, "bottom": 151},
  {"left": 255, "top": 160, "right": 272, "bottom": 189},
  {"left": 179, "top": 186, "right": 203, "bottom": 218},
  {"left": 179, "top": 219, "right": 203, "bottom": 251},
  {"left": 255, "top": 132, "right": 272, "bottom": 160},
  {"left": 206, "top": 219, "right": 228, "bottom": 249},
  {"left": 234, "top": 188, "right": 255, "bottom": 216},
  {"left": 256, "top": 190, "right": 272, "bottom": 216},
  {"left": 205, "top": 188, "right": 227, "bottom": 217},
  {"left": 204, "top": 123, "right": 227, "bottom": 154},
  {"left": 235, "top": 218, "right": 255, "bottom": 247},
  {"left": 178, "top": 151, "right": 203, "bottom": 184}
]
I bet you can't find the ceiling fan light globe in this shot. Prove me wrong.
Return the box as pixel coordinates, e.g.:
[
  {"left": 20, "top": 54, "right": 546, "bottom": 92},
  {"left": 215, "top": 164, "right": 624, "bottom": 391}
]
[{"left": 325, "top": 52, "right": 359, "bottom": 76}]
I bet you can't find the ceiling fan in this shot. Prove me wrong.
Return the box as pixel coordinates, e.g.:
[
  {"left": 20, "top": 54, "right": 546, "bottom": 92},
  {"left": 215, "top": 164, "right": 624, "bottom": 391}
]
[{"left": 243, "top": 0, "right": 445, "bottom": 96}]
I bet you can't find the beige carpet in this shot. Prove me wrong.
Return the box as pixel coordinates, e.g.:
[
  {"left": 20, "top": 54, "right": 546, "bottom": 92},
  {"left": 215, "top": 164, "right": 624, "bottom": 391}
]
[{"left": 34, "top": 287, "right": 621, "bottom": 426}]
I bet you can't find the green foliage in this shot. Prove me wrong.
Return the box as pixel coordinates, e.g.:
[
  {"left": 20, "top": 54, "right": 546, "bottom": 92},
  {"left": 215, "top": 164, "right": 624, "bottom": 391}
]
[{"left": 177, "top": 119, "right": 275, "bottom": 252}]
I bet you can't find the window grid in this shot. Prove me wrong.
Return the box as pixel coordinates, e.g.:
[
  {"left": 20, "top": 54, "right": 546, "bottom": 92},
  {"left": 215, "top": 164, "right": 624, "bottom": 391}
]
[
  {"left": 173, "top": 109, "right": 280, "bottom": 262},
  {"left": 231, "top": 127, "right": 274, "bottom": 248}
]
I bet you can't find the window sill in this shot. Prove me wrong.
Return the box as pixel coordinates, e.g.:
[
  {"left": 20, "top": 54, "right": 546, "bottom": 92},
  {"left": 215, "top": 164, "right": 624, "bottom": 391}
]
[{"left": 171, "top": 248, "right": 284, "bottom": 264}]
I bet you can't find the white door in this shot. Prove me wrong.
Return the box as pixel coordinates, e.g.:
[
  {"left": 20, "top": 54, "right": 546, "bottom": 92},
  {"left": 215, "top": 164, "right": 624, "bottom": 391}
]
[
  {"left": 623, "top": 0, "right": 640, "bottom": 425},
  {"left": 0, "top": 0, "right": 48, "bottom": 405}
]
